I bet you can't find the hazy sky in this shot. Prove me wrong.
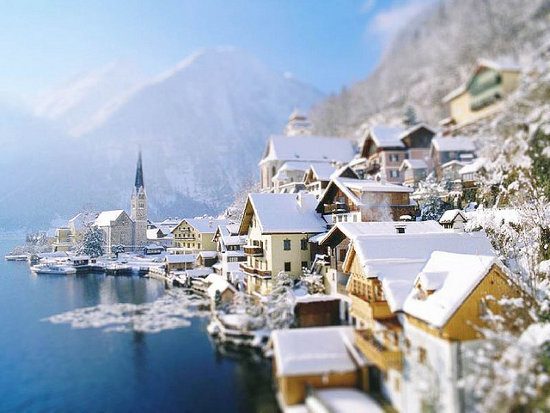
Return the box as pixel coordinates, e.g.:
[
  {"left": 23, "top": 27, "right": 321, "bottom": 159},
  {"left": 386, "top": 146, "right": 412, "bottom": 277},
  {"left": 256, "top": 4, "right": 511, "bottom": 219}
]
[{"left": 0, "top": 0, "right": 434, "bottom": 100}]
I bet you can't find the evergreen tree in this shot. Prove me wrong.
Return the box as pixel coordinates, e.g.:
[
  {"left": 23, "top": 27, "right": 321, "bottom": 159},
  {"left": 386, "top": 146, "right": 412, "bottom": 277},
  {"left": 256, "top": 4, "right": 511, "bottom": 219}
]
[
  {"left": 415, "top": 176, "right": 451, "bottom": 221},
  {"left": 77, "top": 224, "right": 104, "bottom": 258},
  {"left": 403, "top": 105, "right": 418, "bottom": 126}
]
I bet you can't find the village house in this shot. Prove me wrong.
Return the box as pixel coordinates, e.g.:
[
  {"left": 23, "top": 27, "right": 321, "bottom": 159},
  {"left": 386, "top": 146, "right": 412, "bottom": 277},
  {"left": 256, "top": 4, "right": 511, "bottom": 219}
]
[
  {"left": 442, "top": 58, "right": 521, "bottom": 128},
  {"left": 238, "top": 192, "right": 327, "bottom": 296},
  {"left": 439, "top": 209, "right": 468, "bottom": 230},
  {"left": 316, "top": 221, "right": 448, "bottom": 323},
  {"left": 212, "top": 223, "right": 247, "bottom": 283},
  {"left": 271, "top": 326, "right": 368, "bottom": 409},
  {"left": 316, "top": 177, "right": 415, "bottom": 224},
  {"left": 341, "top": 230, "right": 523, "bottom": 412},
  {"left": 354, "top": 124, "right": 435, "bottom": 183},
  {"left": 303, "top": 163, "right": 357, "bottom": 198},
  {"left": 399, "top": 159, "right": 429, "bottom": 187},
  {"left": 430, "top": 136, "right": 476, "bottom": 180},
  {"left": 171, "top": 217, "right": 228, "bottom": 253},
  {"left": 258, "top": 113, "right": 356, "bottom": 192},
  {"left": 147, "top": 218, "right": 180, "bottom": 248},
  {"left": 164, "top": 253, "right": 196, "bottom": 272},
  {"left": 460, "top": 157, "right": 487, "bottom": 189}
]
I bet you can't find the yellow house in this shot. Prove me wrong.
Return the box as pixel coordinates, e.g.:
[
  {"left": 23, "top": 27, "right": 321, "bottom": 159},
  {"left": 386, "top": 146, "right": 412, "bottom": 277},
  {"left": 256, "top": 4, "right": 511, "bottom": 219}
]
[
  {"left": 342, "top": 231, "right": 525, "bottom": 413},
  {"left": 171, "top": 217, "right": 228, "bottom": 253},
  {"left": 238, "top": 192, "right": 327, "bottom": 296},
  {"left": 271, "top": 326, "right": 367, "bottom": 408},
  {"left": 442, "top": 58, "right": 520, "bottom": 127}
]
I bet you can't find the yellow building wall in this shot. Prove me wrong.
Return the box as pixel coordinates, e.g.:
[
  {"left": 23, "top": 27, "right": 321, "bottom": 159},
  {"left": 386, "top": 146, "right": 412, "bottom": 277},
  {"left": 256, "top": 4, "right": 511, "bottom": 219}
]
[
  {"left": 407, "top": 265, "right": 524, "bottom": 341},
  {"left": 278, "top": 371, "right": 359, "bottom": 406}
]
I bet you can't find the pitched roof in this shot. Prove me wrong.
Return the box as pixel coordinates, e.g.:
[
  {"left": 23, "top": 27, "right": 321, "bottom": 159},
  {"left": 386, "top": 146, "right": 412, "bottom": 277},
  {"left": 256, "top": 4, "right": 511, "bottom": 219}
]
[
  {"left": 459, "top": 157, "right": 487, "bottom": 175},
  {"left": 403, "top": 251, "right": 499, "bottom": 328},
  {"left": 431, "top": 136, "right": 476, "bottom": 152},
  {"left": 260, "top": 135, "right": 356, "bottom": 165},
  {"left": 164, "top": 254, "right": 196, "bottom": 264},
  {"left": 240, "top": 193, "right": 327, "bottom": 234},
  {"left": 95, "top": 210, "right": 127, "bottom": 227},
  {"left": 319, "top": 220, "right": 446, "bottom": 245},
  {"left": 368, "top": 125, "right": 406, "bottom": 148},
  {"left": 349, "top": 231, "right": 494, "bottom": 312},
  {"left": 400, "top": 159, "right": 428, "bottom": 170},
  {"left": 398, "top": 123, "right": 436, "bottom": 140},
  {"left": 439, "top": 209, "right": 467, "bottom": 224},
  {"left": 178, "top": 217, "right": 229, "bottom": 234},
  {"left": 271, "top": 326, "right": 364, "bottom": 377}
]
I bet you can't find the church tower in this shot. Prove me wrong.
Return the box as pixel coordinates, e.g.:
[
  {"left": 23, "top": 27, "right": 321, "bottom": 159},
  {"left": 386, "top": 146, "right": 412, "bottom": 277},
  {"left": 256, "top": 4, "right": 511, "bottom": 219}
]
[
  {"left": 284, "top": 108, "right": 313, "bottom": 136},
  {"left": 131, "top": 151, "right": 148, "bottom": 250}
]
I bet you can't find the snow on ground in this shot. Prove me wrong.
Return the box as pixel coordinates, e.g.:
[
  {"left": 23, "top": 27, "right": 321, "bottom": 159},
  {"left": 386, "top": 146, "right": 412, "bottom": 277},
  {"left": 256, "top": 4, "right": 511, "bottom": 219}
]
[{"left": 44, "top": 289, "right": 209, "bottom": 333}]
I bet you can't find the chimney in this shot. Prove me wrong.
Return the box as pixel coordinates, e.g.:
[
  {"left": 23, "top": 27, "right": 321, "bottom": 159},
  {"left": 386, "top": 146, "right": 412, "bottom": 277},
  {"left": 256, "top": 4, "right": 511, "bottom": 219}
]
[{"left": 395, "top": 224, "right": 407, "bottom": 234}]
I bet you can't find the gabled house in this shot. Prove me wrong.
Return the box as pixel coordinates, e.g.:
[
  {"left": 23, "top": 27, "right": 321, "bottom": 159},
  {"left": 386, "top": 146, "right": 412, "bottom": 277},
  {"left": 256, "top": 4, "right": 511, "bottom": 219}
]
[
  {"left": 439, "top": 209, "right": 468, "bottom": 230},
  {"left": 340, "top": 231, "right": 524, "bottom": 413},
  {"left": 258, "top": 131, "right": 356, "bottom": 191},
  {"left": 212, "top": 223, "right": 247, "bottom": 283},
  {"left": 460, "top": 157, "right": 487, "bottom": 188},
  {"left": 171, "top": 217, "right": 228, "bottom": 253},
  {"left": 316, "top": 177, "right": 415, "bottom": 224},
  {"left": 238, "top": 193, "right": 327, "bottom": 296},
  {"left": 399, "top": 159, "right": 428, "bottom": 187},
  {"left": 442, "top": 58, "right": 521, "bottom": 128},
  {"left": 355, "top": 124, "right": 435, "bottom": 183},
  {"left": 430, "top": 136, "right": 476, "bottom": 180},
  {"left": 303, "top": 163, "right": 357, "bottom": 197}
]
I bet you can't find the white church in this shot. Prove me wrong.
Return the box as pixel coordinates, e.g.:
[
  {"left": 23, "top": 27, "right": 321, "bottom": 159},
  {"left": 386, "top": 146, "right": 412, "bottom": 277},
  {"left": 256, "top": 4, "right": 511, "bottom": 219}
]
[{"left": 94, "top": 152, "right": 148, "bottom": 253}]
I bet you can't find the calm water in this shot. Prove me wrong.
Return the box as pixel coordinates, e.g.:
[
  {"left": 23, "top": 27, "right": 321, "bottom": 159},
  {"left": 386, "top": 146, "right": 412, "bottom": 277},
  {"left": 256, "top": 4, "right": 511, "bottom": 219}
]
[{"left": 0, "top": 237, "right": 278, "bottom": 413}]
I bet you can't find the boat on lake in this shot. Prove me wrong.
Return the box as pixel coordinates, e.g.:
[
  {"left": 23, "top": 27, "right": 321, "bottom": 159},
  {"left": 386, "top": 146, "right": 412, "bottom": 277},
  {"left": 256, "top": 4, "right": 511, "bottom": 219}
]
[
  {"left": 31, "top": 263, "right": 77, "bottom": 275},
  {"left": 4, "top": 254, "right": 28, "bottom": 261}
]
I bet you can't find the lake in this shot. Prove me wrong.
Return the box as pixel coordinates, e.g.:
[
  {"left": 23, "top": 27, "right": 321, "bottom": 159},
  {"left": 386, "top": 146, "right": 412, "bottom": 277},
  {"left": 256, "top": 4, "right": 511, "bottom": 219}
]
[{"left": 0, "top": 236, "right": 278, "bottom": 413}]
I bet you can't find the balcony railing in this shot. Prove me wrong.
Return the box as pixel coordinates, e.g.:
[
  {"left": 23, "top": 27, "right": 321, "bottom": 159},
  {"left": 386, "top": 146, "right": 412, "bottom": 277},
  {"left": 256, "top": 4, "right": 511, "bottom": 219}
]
[
  {"left": 323, "top": 203, "right": 349, "bottom": 214},
  {"left": 239, "top": 263, "right": 271, "bottom": 278},
  {"left": 350, "top": 295, "right": 393, "bottom": 320},
  {"left": 243, "top": 245, "right": 264, "bottom": 257},
  {"left": 355, "top": 329, "right": 402, "bottom": 371}
]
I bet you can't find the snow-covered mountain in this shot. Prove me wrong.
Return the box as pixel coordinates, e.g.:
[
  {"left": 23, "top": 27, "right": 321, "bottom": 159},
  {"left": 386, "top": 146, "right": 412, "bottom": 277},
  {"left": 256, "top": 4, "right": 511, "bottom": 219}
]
[
  {"left": 0, "top": 48, "right": 323, "bottom": 229},
  {"left": 311, "top": 0, "right": 550, "bottom": 135}
]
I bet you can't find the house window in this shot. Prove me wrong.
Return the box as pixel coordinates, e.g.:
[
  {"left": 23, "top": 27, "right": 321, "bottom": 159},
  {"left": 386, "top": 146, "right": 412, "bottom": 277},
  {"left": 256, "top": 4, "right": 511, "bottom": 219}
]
[
  {"left": 301, "top": 261, "right": 308, "bottom": 270},
  {"left": 418, "top": 347, "right": 427, "bottom": 364},
  {"left": 283, "top": 239, "right": 291, "bottom": 250},
  {"left": 389, "top": 170, "right": 400, "bottom": 178},
  {"left": 284, "top": 262, "right": 291, "bottom": 272},
  {"left": 300, "top": 239, "right": 308, "bottom": 250},
  {"left": 389, "top": 153, "right": 399, "bottom": 162}
]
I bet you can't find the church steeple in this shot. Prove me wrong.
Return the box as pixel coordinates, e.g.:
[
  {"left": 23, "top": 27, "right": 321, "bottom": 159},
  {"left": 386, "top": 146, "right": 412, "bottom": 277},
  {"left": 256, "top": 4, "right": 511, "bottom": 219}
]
[{"left": 134, "top": 151, "right": 144, "bottom": 192}]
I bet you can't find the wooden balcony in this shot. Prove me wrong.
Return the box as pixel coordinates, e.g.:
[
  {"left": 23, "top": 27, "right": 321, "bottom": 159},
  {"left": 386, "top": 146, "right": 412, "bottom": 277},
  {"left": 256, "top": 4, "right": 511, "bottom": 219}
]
[
  {"left": 323, "top": 203, "right": 349, "bottom": 214},
  {"left": 355, "top": 329, "right": 402, "bottom": 371},
  {"left": 350, "top": 295, "right": 393, "bottom": 321},
  {"left": 243, "top": 245, "right": 264, "bottom": 257},
  {"left": 239, "top": 263, "right": 271, "bottom": 278}
]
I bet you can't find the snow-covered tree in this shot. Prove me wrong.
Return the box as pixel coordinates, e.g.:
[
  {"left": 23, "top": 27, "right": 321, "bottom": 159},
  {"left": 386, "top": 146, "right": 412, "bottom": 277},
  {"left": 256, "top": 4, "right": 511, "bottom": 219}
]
[
  {"left": 112, "top": 244, "right": 125, "bottom": 259},
  {"left": 403, "top": 105, "right": 418, "bottom": 126},
  {"left": 300, "top": 267, "right": 325, "bottom": 295},
  {"left": 77, "top": 224, "right": 104, "bottom": 258},
  {"left": 264, "top": 271, "right": 296, "bottom": 330},
  {"left": 414, "top": 176, "right": 451, "bottom": 221}
]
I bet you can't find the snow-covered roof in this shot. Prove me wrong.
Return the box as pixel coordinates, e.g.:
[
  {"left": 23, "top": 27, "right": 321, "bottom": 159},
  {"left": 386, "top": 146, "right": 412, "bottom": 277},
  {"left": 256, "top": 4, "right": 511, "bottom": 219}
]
[
  {"left": 184, "top": 268, "right": 212, "bottom": 278},
  {"left": 459, "top": 157, "right": 487, "bottom": 175},
  {"left": 68, "top": 211, "right": 98, "bottom": 230},
  {"left": 398, "top": 123, "right": 436, "bottom": 140},
  {"left": 243, "top": 193, "right": 327, "bottom": 234},
  {"left": 164, "top": 254, "right": 196, "bottom": 264},
  {"left": 260, "top": 135, "right": 356, "bottom": 165},
  {"left": 368, "top": 125, "right": 406, "bottom": 148},
  {"left": 207, "top": 278, "right": 235, "bottom": 299},
  {"left": 320, "top": 220, "right": 446, "bottom": 245},
  {"left": 477, "top": 57, "right": 521, "bottom": 72},
  {"left": 442, "top": 84, "right": 467, "bottom": 103},
  {"left": 95, "top": 210, "right": 127, "bottom": 227},
  {"left": 400, "top": 159, "right": 428, "bottom": 170},
  {"left": 350, "top": 231, "right": 494, "bottom": 312},
  {"left": 182, "top": 217, "right": 229, "bottom": 234},
  {"left": 199, "top": 250, "right": 218, "bottom": 259},
  {"left": 403, "top": 251, "right": 498, "bottom": 328},
  {"left": 309, "top": 162, "right": 339, "bottom": 181},
  {"left": 439, "top": 209, "right": 467, "bottom": 224},
  {"left": 431, "top": 136, "right": 476, "bottom": 152},
  {"left": 271, "top": 326, "right": 364, "bottom": 377},
  {"left": 312, "top": 389, "right": 384, "bottom": 413}
]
